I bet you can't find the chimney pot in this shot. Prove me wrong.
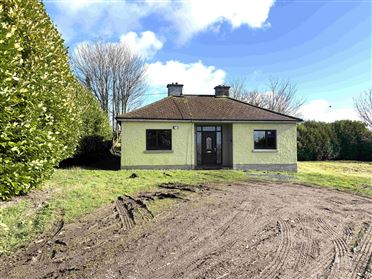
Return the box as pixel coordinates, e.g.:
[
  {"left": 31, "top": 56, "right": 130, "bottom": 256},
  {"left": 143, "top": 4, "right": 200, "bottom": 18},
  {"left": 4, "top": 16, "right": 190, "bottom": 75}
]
[
  {"left": 214, "top": 85, "right": 230, "bottom": 97},
  {"left": 167, "top": 83, "right": 184, "bottom": 96}
]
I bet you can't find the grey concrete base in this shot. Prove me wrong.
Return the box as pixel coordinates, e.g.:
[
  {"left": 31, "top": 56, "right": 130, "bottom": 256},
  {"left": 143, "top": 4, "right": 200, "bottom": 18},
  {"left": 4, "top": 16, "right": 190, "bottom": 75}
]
[
  {"left": 121, "top": 165, "right": 194, "bottom": 170},
  {"left": 233, "top": 163, "right": 297, "bottom": 172}
]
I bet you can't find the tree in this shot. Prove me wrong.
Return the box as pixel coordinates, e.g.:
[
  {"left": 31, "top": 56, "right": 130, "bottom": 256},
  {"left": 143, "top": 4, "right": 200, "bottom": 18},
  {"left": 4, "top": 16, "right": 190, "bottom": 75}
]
[
  {"left": 332, "top": 120, "right": 372, "bottom": 161},
  {"left": 354, "top": 89, "right": 372, "bottom": 128},
  {"left": 228, "top": 77, "right": 305, "bottom": 116},
  {"left": 297, "top": 121, "right": 339, "bottom": 161},
  {"left": 73, "top": 42, "right": 147, "bottom": 131},
  {"left": 73, "top": 84, "right": 112, "bottom": 159},
  {"left": 0, "top": 0, "right": 82, "bottom": 199},
  {"left": 297, "top": 120, "right": 372, "bottom": 162},
  {"left": 228, "top": 78, "right": 267, "bottom": 107}
]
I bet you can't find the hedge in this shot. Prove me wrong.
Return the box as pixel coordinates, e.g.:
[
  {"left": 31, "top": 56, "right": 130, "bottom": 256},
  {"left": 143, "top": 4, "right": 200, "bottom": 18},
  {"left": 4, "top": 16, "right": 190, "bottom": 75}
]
[
  {"left": 0, "top": 0, "right": 108, "bottom": 199},
  {"left": 73, "top": 84, "right": 112, "bottom": 158},
  {"left": 298, "top": 120, "right": 372, "bottom": 161}
]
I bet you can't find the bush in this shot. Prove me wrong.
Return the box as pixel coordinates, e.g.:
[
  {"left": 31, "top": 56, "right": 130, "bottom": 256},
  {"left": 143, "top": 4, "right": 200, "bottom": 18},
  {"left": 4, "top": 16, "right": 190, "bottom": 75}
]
[
  {"left": 298, "top": 120, "right": 372, "bottom": 161},
  {"left": 297, "top": 121, "right": 338, "bottom": 161},
  {"left": 332, "top": 120, "right": 372, "bottom": 161},
  {"left": 0, "top": 0, "right": 82, "bottom": 199},
  {"left": 73, "top": 84, "right": 112, "bottom": 158}
]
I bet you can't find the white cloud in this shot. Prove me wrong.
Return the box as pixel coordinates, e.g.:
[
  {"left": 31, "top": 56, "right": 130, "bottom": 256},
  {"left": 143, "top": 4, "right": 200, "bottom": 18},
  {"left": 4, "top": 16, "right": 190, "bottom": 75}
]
[
  {"left": 147, "top": 60, "right": 226, "bottom": 94},
  {"left": 120, "top": 31, "right": 163, "bottom": 58},
  {"left": 48, "top": 0, "right": 276, "bottom": 43},
  {"left": 166, "top": 0, "right": 276, "bottom": 42},
  {"left": 299, "top": 99, "right": 360, "bottom": 122}
]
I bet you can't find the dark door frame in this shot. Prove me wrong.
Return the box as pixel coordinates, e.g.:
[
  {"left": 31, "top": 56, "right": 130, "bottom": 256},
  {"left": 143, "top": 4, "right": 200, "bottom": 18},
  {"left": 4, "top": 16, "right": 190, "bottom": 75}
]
[{"left": 196, "top": 125, "right": 223, "bottom": 167}]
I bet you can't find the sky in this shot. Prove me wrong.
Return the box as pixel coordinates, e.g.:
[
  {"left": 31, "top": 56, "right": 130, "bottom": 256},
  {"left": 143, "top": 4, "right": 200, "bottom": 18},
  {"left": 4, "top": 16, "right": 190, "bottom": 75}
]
[{"left": 44, "top": 0, "right": 371, "bottom": 121}]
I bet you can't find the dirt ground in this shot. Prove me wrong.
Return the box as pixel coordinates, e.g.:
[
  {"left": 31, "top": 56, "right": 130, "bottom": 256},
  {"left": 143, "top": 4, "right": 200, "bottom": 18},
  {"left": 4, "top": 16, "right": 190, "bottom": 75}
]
[{"left": 1, "top": 181, "right": 371, "bottom": 279}]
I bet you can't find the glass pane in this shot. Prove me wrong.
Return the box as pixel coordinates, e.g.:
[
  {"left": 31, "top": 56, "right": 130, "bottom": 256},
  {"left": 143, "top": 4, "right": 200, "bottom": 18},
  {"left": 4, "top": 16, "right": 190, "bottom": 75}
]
[
  {"left": 206, "top": 136, "right": 212, "bottom": 150},
  {"left": 196, "top": 131, "right": 202, "bottom": 165},
  {"left": 202, "top": 126, "right": 216, "bottom": 131},
  {"left": 216, "top": 126, "right": 222, "bottom": 131},
  {"left": 216, "top": 131, "right": 222, "bottom": 164},
  {"left": 254, "top": 130, "right": 276, "bottom": 150},
  {"left": 267, "top": 131, "right": 276, "bottom": 149},
  {"left": 158, "top": 130, "right": 171, "bottom": 150},
  {"left": 146, "top": 129, "right": 171, "bottom": 150},
  {"left": 254, "top": 131, "right": 266, "bottom": 149},
  {"left": 196, "top": 126, "right": 202, "bottom": 131},
  {"left": 146, "top": 130, "right": 157, "bottom": 150}
]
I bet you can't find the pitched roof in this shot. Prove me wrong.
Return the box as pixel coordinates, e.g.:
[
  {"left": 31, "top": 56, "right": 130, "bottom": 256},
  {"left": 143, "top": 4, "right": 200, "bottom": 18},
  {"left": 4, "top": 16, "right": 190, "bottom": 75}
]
[{"left": 116, "top": 95, "right": 302, "bottom": 122}]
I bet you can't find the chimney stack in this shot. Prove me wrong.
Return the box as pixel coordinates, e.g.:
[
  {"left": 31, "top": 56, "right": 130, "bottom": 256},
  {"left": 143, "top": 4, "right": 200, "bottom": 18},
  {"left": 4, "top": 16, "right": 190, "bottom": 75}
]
[
  {"left": 167, "top": 82, "right": 183, "bottom": 96},
  {"left": 214, "top": 85, "right": 230, "bottom": 97}
]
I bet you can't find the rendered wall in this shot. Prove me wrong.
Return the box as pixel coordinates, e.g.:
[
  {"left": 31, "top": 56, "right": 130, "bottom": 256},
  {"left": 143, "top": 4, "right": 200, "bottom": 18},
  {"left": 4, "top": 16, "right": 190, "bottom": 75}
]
[
  {"left": 121, "top": 121, "right": 195, "bottom": 169},
  {"left": 232, "top": 123, "right": 297, "bottom": 170}
]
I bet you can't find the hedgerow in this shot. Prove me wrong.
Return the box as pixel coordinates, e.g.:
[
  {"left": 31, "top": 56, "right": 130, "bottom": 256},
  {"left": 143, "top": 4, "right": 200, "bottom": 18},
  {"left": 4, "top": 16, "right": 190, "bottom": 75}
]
[
  {"left": 0, "top": 0, "right": 101, "bottom": 199},
  {"left": 297, "top": 120, "right": 372, "bottom": 161},
  {"left": 73, "top": 84, "right": 112, "bottom": 158}
]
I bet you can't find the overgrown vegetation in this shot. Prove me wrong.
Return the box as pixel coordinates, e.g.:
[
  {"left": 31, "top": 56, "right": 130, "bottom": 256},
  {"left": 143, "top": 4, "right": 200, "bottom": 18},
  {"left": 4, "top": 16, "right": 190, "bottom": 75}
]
[
  {"left": 0, "top": 1, "right": 111, "bottom": 200},
  {"left": 298, "top": 120, "right": 372, "bottom": 161},
  {"left": 0, "top": 170, "right": 246, "bottom": 255}
]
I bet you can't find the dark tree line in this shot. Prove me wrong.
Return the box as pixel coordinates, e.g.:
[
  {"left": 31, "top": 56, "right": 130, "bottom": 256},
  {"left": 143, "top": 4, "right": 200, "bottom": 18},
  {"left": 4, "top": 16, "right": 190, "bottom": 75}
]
[{"left": 298, "top": 120, "right": 372, "bottom": 161}]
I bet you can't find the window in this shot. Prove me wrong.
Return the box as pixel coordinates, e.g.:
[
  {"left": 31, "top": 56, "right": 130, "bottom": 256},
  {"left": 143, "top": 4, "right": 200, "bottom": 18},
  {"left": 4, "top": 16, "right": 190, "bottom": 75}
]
[
  {"left": 146, "top": 129, "right": 172, "bottom": 150},
  {"left": 254, "top": 130, "right": 277, "bottom": 150}
]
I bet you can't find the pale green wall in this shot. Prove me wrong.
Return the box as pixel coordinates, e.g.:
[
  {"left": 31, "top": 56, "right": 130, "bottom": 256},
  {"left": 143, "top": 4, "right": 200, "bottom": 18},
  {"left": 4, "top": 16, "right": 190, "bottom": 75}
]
[
  {"left": 121, "top": 121, "right": 195, "bottom": 168},
  {"left": 232, "top": 123, "right": 297, "bottom": 165},
  {"left": 120, "top": 121, "right": 297, "bottom": 169}
]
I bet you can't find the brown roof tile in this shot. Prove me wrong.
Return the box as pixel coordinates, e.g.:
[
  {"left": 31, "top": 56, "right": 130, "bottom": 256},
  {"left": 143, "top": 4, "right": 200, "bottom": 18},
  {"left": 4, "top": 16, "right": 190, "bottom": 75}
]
[{"left": 116, "top": 95, "right": 302, "bottom": 122}]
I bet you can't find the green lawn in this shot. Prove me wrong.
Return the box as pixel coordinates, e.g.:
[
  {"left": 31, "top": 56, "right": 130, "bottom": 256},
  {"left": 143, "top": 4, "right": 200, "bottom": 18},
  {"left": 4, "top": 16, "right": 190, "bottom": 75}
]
[
  {"left": 246, "top": 161, "right": 372, "bottom": 196},
  {"left": 0, "top": 161, "right": 371, "bottom": 256}
]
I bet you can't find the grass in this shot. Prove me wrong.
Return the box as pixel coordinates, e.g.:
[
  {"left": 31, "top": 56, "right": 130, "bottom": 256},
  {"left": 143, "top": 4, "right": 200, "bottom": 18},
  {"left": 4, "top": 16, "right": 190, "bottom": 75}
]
[
  {"left": 0, "top": 161, "right": 371, "bottom": 256},
  {"left": 0, "top": 169, "right": 246, "bottom": 255},
  {"left": 246, "top": 161, "right": 372, "bottom": 196}
]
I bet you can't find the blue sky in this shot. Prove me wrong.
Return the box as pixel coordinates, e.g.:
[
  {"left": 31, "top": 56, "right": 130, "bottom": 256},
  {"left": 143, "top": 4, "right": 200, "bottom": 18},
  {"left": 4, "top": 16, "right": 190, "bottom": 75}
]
[{"left": 44, "top": 0, "right": 371, "bottom": 121}]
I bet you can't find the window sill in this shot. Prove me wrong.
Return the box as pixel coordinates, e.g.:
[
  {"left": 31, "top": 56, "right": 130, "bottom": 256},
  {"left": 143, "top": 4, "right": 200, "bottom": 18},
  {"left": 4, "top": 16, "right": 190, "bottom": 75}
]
[
  {"left": 252, "top": 149, "right": 278, "bottom": 153},
  {"left": 144, "top": 150, "right": 174, "bottom": 154}
]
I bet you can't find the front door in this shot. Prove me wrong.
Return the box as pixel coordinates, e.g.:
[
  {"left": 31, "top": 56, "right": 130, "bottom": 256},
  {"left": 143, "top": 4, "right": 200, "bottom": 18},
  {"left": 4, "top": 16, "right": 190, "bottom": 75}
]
[{"left": 201, "top": 131, "right": 217, "bottom": 165}]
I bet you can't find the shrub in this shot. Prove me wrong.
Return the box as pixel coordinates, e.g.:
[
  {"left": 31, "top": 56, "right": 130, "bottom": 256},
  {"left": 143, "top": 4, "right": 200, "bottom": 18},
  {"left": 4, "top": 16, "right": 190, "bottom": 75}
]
[
  {"left": 332, "top": 120, "right": 372, "bottom": 161},
  {"left": 74, "top": 85, "right": 112, "bottom": 159},
  {"left": 298, "top": 120, "right": 372, "bottom": 161},
  {"left": 0, "top": 0, "right": 82, "bottom": 199},
  {"left": 297, "top": 121, "right": 339, "bottom": 161}
]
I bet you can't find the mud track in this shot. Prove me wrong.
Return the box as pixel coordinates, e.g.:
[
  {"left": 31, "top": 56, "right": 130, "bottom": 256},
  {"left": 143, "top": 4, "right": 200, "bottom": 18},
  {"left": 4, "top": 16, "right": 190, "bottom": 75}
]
[{"left": 1, "top": 181, "right": 371, "bottom": 279}]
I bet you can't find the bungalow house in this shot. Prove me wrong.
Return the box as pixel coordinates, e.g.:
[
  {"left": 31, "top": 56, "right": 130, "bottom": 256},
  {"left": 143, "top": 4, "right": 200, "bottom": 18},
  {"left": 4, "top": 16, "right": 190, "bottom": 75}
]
[{"left": 116, "top": 83, "right": 302, "bottom": 171}]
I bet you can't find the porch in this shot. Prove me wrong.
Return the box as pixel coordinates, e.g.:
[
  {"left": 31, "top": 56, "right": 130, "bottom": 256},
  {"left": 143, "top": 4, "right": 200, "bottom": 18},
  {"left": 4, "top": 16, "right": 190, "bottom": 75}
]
[{"left": 195, "top": 124, "right": 233, "bottom": 169}]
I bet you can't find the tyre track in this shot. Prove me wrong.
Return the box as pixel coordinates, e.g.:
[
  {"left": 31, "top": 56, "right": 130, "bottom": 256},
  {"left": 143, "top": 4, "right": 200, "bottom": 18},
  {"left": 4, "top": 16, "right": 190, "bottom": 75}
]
[
  {"left": 255, "top": 219, "right": 291, "bottom": 279},
  {"left": 316, "top": 217, "right": 350, "bottom": 278},
  {"left": 115, "top": 195, "right": 153, "bottom": 230},
  {"left": 293, "top": 217, "right": 313, "bottom": 271},
  {"left": 175, "top": 200, "right": 257, "bottom": 277},
  {"left": 350, "top": 223, "right": 372, "bottom": 279}
]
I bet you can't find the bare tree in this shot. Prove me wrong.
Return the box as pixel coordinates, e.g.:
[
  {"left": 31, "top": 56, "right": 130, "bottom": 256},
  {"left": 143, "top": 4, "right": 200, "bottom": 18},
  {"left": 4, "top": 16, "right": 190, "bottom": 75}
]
[
  {"left": 228, "top": 77, "right": 305, "bottom": 116},
  {"left": 354, "top": 89, "right": 372, "bottom": 128},
  {"left": 72, "top": 41, "right": 147, "bottom": 131},
  {"left": 265, "top": 78, "right": 305, "bottom": 116},
  {"left": 228, "top": 78, "right": 267, "bottom": 107}
]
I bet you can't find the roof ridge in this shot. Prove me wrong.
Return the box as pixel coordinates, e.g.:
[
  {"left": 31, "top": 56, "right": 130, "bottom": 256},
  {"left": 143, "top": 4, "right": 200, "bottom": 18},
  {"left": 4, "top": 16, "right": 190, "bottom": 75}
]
[{"left": 226, "top": 97, "right": 303, "bottom": 122}]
